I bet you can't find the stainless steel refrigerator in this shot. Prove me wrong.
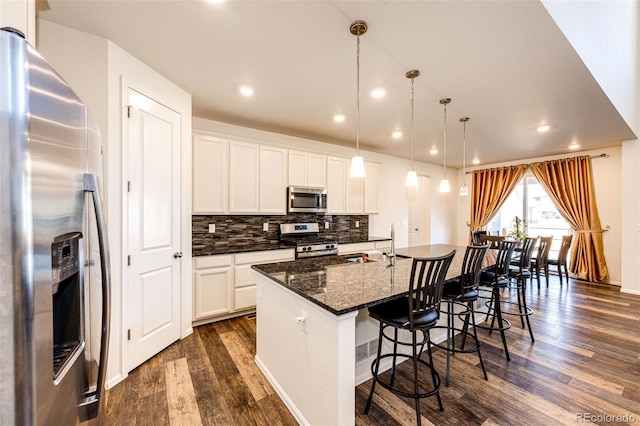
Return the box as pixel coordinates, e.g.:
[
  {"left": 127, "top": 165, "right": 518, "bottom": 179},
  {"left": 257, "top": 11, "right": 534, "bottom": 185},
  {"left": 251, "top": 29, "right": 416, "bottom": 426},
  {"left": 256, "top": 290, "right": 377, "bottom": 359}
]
[{"left": 0, "top": 27, "right": 111, "bottom": 425}]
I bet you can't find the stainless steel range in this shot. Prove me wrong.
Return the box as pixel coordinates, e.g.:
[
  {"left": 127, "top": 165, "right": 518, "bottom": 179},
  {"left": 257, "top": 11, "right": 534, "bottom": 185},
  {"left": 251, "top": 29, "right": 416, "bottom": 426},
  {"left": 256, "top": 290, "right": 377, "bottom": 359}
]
[{"left": 280, "top": 223, "right": 338, "bottom": 258}]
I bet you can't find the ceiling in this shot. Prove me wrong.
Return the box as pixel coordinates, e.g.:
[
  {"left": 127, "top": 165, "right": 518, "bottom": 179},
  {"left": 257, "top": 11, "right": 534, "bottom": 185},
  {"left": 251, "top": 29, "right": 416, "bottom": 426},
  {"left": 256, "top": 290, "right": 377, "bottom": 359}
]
[{"left": 37, "top": 0, "right": 636, "bottom": 168}]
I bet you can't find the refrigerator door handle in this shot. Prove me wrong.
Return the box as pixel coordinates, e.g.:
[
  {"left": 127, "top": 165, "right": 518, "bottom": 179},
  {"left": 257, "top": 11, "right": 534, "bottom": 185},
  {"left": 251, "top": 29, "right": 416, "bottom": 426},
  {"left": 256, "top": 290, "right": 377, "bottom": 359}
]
[{"left": 79, "top": 173, "right": 111, "bottom": 420}]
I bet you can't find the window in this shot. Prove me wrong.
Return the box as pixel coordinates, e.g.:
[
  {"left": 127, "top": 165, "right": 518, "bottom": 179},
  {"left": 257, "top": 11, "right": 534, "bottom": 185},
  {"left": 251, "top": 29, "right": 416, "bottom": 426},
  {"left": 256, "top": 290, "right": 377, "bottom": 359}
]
[{"left": 486, "top": 172, "right": 571, "bottom": 257}]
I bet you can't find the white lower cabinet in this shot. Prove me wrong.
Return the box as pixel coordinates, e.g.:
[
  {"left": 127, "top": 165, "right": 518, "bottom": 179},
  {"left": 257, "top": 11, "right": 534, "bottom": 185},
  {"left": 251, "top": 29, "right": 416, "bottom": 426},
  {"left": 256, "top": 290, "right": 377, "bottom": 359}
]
[
  {"left": 193, "top": 249, "right": 295, "bottom": 324},
  {"left": 193, "top": 255, "right": 234, "bottom": 321}
]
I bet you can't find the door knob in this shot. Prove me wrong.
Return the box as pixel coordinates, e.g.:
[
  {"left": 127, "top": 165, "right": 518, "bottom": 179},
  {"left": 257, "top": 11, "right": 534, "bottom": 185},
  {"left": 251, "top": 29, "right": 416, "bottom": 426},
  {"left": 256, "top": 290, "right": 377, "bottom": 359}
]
[{"left": 173, "top": 252, "right": 183, "bottom": 258}]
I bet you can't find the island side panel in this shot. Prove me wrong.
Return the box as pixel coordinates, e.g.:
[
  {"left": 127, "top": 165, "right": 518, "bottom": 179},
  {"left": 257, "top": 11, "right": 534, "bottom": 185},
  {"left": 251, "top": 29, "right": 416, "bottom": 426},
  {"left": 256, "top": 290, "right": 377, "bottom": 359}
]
[{"left": 255, "top": 274, "right": 357, "bottom": 425}]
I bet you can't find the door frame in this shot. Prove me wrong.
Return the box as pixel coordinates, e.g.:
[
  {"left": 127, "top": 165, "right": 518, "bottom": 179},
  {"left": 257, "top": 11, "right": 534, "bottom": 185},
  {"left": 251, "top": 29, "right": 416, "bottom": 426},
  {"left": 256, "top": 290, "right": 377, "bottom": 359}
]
[{"left": 120, "top": 77, "right": 192, "bottom": 374}]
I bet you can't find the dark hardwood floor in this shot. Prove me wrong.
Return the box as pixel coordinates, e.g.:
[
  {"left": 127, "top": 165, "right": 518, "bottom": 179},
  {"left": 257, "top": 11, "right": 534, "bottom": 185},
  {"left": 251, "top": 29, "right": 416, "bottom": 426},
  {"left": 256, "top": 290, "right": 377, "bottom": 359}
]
[{"left": 103, "top": 275, "right": 640, "bottom": 425}]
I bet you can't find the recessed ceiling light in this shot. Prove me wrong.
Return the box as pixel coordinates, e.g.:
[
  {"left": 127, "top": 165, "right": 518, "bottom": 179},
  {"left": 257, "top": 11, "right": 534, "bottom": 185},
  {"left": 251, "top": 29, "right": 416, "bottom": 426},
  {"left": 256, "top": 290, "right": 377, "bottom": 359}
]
[
  {"left": 239, "top": 86, "right": 254, "bottom": 97},
  {"left": 430, "top": 148, "right": 438, "bottom": 155},
  {"left": 472, "top": 158, "right": 480, "bottom": 165},
  {"left": 371, "top": 88, "right": 385, "bottom": 99},
  {"left": 333, "top": 114, "right": 345, "bottom": 123},
  {"left": 569, "top": 143, "right": 580, "bottom": 150},
  {"left": 537, "top": 124, "right": 551, "bottom": 132},
  {"left": 392, "top": 131, "right": 402, "bottom": 139}
]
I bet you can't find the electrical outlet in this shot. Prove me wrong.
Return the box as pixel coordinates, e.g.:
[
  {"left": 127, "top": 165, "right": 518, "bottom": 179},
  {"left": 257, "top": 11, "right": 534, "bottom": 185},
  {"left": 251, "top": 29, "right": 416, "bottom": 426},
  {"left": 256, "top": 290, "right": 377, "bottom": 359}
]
[
  {"left": 208, "top": 224, "right": 215, "bottom": 233},
  {"left": 355, "top": 221, "right": 360, "bottom": 228},
  {"left": 324, "top": 221, "right": 330, "bottom": 229},
  {"left": 263, "top": 223, "right": 269, "bottom": 232}
]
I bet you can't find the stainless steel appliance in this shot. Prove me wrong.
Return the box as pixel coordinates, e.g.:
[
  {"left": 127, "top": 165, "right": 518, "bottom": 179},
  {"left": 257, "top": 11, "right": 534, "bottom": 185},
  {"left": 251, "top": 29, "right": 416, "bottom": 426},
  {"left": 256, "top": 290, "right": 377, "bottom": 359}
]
[
  {"left": 287, "top": 186, "right": 328, "bottom": 213},
  {"left": 0, "top": 28, "right": 111, "bottom": 425},
  {"left": 280, "top": 223, "right": 338, "bottom": 258}
]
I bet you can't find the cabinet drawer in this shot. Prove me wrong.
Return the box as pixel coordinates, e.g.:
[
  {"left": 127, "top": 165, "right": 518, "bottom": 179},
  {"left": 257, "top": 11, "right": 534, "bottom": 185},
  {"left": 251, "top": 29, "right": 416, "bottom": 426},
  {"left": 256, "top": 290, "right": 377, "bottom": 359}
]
[
  {"left": 235, "top": 286, "right": 256, "bottom": 310},
  {"left": 235, "top": 249, "right": 294, "bottom": 265},
  {"left": 194, "top": 255, "right": 232, "bottom": 270},
  {"left": 338, "top": 242, "right": 376, "bottom": 255},
  {"left": 235, "top": 264, "right": 256, "bottom": 288}
]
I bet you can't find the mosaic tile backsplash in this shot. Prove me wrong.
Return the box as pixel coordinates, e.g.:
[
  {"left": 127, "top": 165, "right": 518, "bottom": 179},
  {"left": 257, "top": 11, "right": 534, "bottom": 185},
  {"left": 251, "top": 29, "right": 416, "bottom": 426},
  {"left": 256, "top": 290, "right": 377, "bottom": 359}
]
[{"left": 192, "top": 213, "right": 369, "bottom": 252}]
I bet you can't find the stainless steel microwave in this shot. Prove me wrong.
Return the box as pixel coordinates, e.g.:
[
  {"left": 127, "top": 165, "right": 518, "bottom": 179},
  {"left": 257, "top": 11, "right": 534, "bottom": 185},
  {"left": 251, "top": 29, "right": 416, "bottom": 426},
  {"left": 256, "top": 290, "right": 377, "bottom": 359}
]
[{"left": 288, "top": 186, "right": 328, "bottom": 213}]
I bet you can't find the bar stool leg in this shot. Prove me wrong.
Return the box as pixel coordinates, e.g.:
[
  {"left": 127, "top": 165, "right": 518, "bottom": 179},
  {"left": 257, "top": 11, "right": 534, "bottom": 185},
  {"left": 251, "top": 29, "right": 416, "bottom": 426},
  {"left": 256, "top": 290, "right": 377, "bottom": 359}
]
[
  {"left": 493, "top": 285, "right": 511, "bottom": 361},
  {"left": 390, "top": 328, "right": 399, "bottom": 386},
  {"left": 521, "top": 283, "right": 535, "bottom": 342},
  {"left": 412, "top": 331, "right": 422, "bottom": 426},
  {"left": 426, "top": 337, "right": 444, "bottom": 412},
  {"left": 445, "top": 300, "right": 453, "bottom": 387},
  {"left": 469, "top": 301, "right": 488, "bottom": 380},
  {"left": 364, "top": 323, "right": 384, "bottom": 414}
]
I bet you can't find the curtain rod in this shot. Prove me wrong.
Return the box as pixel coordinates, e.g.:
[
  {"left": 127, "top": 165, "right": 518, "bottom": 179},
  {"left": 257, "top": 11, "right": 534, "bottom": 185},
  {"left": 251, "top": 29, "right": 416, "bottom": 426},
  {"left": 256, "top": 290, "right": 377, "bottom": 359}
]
[{"left": 465, "top": 153, "right": 609, "bottom": 174}]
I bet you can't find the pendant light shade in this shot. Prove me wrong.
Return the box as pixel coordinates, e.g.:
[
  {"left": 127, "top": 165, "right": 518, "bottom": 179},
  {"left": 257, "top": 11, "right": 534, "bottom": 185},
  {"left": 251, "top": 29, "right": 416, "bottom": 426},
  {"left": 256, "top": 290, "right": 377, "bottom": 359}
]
[
  {"left": 439, "top": 98, "right": 452, "bottom": 193},
  {"left": 349, "top": 20, "right": 367, "bottom": 178},
  {"left": 405, "top": 170, "right": 418, "bottom": 187},
  {"left": 405, "top": 70, "right": 420, "bottom": 187},
  {"left": 459, "top": 117, "right": 470, "bottom": 196}
]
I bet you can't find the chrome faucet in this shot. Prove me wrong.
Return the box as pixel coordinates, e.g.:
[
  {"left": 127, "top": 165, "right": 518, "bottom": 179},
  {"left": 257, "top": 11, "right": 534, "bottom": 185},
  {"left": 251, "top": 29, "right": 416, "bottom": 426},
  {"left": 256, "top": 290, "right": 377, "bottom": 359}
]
[{"left": 387, "top": 223, "right": 396, "bottom": 266}]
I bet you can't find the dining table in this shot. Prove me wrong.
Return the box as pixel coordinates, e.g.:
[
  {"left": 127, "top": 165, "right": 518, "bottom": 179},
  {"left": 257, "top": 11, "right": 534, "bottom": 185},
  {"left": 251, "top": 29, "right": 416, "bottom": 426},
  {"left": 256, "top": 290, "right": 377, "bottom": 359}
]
[{"left": 251, "top": 244, "right": 497, "bottom": 425}]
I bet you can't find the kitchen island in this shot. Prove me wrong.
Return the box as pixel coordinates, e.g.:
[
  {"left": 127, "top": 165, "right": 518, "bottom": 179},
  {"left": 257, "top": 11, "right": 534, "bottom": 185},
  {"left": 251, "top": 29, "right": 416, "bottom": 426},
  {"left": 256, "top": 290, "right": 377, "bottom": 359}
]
[{"left": 252, "top": 244, "right": 483, "bottom": 425}]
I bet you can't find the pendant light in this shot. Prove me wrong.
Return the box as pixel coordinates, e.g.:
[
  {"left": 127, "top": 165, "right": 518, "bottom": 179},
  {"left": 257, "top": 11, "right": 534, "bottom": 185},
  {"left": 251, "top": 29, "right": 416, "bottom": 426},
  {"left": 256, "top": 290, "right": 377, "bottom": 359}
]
[
  {"left": 405, "top": 70, "right": 420, "bottom": 187},
  {"left": 439, "top": 98, "right": 452, "bottom": 192},
  {"left": 349, "top": 20, "right": 367, "bottom": 178},
  {"left": 459, "top": 117, "right": 470, "bottom": 196}
]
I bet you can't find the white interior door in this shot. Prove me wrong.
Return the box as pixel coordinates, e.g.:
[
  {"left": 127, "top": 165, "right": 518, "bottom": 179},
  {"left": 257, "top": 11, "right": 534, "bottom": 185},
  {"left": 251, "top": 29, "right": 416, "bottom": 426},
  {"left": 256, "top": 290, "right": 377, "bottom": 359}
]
[
  {"left": 126, "top": 87, "right": 181, "bottom": 371},
  {"left": 408, "top": 175, "right": 431, "bottom": 246}
]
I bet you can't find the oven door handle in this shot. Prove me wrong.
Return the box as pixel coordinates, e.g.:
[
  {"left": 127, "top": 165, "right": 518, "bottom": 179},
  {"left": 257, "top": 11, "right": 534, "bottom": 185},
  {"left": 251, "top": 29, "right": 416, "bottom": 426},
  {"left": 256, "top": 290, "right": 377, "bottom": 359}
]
[{"left": 79, "top": 173, "right": 111, "bottom": 420}]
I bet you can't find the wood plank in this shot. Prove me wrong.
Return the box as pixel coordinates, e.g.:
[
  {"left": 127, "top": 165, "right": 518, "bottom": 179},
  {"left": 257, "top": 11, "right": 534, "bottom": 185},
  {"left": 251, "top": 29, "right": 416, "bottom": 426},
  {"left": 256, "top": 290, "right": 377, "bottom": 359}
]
[
  {"left": 165, "top": 358, "right": 203, "bottom": 426},
  {"left": 573, "top": 293, "right": 630, "bottom": 307},
  {"left": 218, "top": 329, "right": 274, "bottom": 401},
  {"left": 100, "top": 274, "right": 640, "bottom": 426}
]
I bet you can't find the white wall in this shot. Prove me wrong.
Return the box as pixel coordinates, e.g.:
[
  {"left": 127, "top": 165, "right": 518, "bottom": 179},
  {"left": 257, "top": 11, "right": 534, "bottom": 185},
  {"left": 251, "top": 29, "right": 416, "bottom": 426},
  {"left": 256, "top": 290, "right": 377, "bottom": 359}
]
[
  {"left": 455, "top": 146, "right": 622, "bottom": 285},
  {"left": 193, "top": 117, "right": 459, "bottom": 249},
  {"left": 622, "top": 139, "right": 640, "bottom": 295},
  {"left": 542, "top": 0, "right": 639, "bottom": 135},
  {"left": 38, "top": 19, "right": 192, "bottom": 388}
]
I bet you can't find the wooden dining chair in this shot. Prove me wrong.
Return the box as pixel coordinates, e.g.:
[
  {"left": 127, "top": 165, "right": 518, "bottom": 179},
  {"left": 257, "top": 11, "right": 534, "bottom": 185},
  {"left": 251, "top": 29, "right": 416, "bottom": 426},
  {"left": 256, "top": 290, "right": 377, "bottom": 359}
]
[
  {"left": 547, "top": 234, "right": 573, "bottom": 285},
  {"left": 531, "top": 235, "right": 553, "bottom": 288}
]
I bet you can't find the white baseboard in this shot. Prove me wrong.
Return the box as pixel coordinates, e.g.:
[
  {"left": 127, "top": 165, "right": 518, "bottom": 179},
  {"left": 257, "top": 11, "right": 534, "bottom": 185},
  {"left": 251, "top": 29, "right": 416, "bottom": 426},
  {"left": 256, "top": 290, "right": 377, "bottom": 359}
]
[{"left": 254, "top": 355, "right": 310, "bottom": 426}]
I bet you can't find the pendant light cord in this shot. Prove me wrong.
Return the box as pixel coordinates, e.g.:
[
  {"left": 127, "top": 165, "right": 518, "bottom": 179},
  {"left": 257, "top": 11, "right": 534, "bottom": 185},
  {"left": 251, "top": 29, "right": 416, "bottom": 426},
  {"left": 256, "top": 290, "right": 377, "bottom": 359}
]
[
  {"left": 356, "top": 31, "right": 361, "bottom": 155},
  {"left": 462, "top": 119, "right": 467, "bottom": 181},
  {"left": 443, "top": 102, "right": 447, "bottom": 179},
  {"left": 410, "top": 76, "right": 414, "bottom": 170}
]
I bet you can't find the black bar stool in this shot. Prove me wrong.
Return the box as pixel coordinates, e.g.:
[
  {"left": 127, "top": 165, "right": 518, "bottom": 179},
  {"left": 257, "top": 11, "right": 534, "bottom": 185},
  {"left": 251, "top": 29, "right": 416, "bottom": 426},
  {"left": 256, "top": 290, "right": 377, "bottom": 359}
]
[
  {"left": 364, "top": 250, "right": 456, "bottom": 425},
  {"left": 478, "top": 240, "right": 517, "bottom": 361},
  {"left": 432, "top": 244, "right": 490, "bottom": 386}
]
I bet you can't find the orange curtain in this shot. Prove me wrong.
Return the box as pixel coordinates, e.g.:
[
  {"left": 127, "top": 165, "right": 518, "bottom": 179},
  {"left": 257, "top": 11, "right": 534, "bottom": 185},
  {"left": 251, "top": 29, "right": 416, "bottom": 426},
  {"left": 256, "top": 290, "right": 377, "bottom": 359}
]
[
  {"left": 469, "top": 165, "right": 526, "bottom": 234},
  {"left": 530, "top": 156, "right": 609, "bottom": 282}
]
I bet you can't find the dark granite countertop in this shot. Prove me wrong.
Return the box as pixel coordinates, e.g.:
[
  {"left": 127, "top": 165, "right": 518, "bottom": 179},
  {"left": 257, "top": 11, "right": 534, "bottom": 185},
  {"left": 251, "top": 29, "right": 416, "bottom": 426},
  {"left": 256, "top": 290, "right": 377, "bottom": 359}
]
[
  {"left": 192, "top": 235, "right": 392, "bottom": 257},
  {"left": 252, "top": 244, "right": 496, "bottom": 316}
]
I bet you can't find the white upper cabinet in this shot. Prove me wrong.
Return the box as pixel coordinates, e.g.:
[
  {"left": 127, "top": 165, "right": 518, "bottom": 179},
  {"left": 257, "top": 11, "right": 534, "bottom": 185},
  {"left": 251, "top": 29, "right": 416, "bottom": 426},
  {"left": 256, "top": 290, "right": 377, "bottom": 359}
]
[
  {"left": 193, "top": 135, "right": 228, "bottom": 214},
  {"left": 229, "top": 141, "right": 260, "bottom": 213},
  {"left": 326, "top": 156, "right": 347, "bottom": 214},
  {"left": 288, "top": 150, "right": 326, "bottom": 188},
  {"left": 259, "top": 145, "right": 287, "bottom": 213},
  {"left": 346, "top": 158, "right": 365, "bottom": 214},
  {"left": 364, "top": 161, "right": 379, "bottom": 214}
]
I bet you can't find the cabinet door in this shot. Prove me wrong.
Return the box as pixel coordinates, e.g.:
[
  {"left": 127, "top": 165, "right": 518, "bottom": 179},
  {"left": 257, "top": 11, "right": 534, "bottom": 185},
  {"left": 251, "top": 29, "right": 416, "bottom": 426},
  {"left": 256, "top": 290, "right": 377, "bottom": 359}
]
[
  {"left": 193, "top": 266, "right": 234, "bottom": 320},
  {"left": 346, "top": 159, "right": 365, "bottom": 214},
  {"left": 229, "top": 141, "right": 259, "bottom": 213},
  {"left": 307, "top": 154, "right": 327, "bottom": 188},
  {"left": 260, "top": 146, "right": 287, "bottom": 213},
  {"left": 364, "top": 162, "right": 379, "bottom": 214},
  {"left": 327, "top": 157, "right": 347, "bottom": 214},
  {"left": 288, "top": 151, "right": 307, "bottom": 186},
  {"left": 193, "top": 135, "right": 228, "bottom": 213}
]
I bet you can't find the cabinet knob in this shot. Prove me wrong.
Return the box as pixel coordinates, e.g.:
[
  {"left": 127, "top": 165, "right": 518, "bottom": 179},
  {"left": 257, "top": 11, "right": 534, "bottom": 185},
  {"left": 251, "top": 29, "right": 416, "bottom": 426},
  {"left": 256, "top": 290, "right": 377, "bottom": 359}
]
[{"left": 173, "top": 252, "right": 183, "bottom": 258}]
